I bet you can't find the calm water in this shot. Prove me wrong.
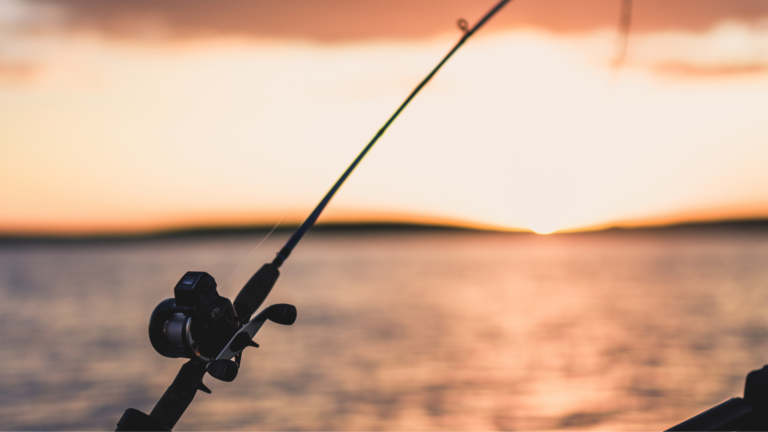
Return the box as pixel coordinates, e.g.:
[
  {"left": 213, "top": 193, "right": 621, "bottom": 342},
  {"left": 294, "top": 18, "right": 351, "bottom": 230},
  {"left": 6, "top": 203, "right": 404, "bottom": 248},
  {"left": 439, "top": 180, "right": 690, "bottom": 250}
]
[{"left": 2, "top": 229, "right": 768, "bottom": 430}]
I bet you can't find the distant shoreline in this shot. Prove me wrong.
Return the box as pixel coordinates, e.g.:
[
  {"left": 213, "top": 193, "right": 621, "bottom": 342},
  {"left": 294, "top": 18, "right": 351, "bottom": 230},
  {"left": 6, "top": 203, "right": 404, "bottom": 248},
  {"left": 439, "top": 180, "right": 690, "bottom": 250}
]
[
  {"left": 0, "top": 222, "right": 479, "bottom": 244},
  {"left": 2, "top": 218, "right": 768, "bottom": 244}
]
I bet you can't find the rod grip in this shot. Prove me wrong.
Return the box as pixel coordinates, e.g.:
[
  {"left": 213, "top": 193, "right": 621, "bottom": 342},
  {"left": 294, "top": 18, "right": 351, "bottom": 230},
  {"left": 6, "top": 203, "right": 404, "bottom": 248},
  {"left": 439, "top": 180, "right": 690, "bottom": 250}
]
[
  {"left": 148, "top": 360, "right": 208, "bottom": 430},
  {"left": 234, "top": 263, "right": 280, "bottom": 322},
  {"left": 116, "top": 408, "right": 169, "bottom": 431}
]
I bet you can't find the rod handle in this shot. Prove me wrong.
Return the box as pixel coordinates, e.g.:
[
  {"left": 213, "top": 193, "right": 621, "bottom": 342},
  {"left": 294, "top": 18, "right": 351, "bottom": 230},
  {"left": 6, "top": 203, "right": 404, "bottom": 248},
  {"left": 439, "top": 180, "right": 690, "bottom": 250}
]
[
  {"left": 148, "top": 360, "right": 209, "bottom": 430},
  {"left": 116, "top": 408, "right": 169, "bottom": 431},
  {"left": 233, "top": 263, "right": 280, "bottom": 322}
]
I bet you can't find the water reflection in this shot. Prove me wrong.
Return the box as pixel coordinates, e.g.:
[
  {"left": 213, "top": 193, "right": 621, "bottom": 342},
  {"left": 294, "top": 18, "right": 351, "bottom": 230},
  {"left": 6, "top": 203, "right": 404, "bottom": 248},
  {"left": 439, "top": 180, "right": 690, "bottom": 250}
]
[{"left": 1, "top": 229, "right": 768, "bottom": 430}]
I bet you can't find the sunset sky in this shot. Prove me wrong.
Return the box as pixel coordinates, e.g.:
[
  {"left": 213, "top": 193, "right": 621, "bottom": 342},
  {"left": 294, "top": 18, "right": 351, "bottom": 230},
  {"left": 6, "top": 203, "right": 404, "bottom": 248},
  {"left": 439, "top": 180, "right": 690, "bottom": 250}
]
[{"left": 2, "top": 0, "right": 768, "bottom": 235}]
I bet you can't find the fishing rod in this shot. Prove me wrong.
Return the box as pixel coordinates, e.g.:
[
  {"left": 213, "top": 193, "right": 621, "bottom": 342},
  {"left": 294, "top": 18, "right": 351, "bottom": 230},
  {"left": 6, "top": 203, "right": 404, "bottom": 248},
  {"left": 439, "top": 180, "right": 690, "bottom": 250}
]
[{"left": 115, "top": 1, "right": 511, "bottom": 430}]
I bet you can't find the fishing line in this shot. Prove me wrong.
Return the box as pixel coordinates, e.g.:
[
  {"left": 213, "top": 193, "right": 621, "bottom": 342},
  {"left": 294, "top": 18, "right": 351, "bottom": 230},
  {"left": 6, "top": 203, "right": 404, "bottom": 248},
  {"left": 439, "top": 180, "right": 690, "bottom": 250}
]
[
  {"left": 221, "top": 190, "right": 310, "bottom": 286},
  {"left": 269, "top": 0, "right": 513, "bottom": 269}
]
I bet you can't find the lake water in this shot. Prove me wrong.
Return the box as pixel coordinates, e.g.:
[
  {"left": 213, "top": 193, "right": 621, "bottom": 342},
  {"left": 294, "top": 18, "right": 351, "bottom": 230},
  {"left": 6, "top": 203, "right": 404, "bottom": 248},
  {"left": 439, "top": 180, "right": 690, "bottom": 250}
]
[{"left": 2, "top": 228, "right": 768, "bottom": 430}]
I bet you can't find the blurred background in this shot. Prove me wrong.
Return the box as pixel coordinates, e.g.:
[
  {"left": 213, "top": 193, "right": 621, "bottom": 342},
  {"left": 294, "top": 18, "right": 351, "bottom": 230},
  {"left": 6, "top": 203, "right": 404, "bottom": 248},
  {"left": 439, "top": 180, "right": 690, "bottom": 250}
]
[{"left": 2, "top": 0, "right": 768, "bottom": 429}]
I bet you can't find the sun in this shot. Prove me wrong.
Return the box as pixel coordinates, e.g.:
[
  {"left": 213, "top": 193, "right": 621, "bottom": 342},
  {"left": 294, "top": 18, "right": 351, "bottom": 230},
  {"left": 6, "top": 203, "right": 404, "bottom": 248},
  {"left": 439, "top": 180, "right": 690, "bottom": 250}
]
[{"left": 529, "top": 225, "right": 558, "bottom": 235}]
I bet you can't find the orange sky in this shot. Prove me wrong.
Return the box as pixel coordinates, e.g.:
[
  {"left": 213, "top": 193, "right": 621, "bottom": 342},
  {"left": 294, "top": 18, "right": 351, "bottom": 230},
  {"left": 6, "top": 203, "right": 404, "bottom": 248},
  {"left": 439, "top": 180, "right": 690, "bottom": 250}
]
[
  {"left": 15, "top": 0, "right": 768, "bottom": 40},
  {"left": 1, "top": 0, "right": 768, "bottom": 235}
]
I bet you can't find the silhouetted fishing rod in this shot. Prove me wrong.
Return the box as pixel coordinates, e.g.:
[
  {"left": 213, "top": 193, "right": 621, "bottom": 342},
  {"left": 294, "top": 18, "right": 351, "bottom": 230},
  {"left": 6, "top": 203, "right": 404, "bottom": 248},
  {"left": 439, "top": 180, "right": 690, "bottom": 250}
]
[
  {"left": 273, "top": 0, "right": 512, "bottom": 268},
  {"left": 231, "top": 0, "right": 513, "bottom": 324},
  {"left": 116, "top": 1, "right": 512, "bottom": 430}
]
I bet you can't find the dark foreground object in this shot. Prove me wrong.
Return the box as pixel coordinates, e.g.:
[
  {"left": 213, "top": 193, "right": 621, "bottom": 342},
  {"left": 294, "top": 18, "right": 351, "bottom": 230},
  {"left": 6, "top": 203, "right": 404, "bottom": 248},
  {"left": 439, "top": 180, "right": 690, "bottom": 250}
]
[{"left": 667, "top": 365, "right": 768, "bottom": 431}]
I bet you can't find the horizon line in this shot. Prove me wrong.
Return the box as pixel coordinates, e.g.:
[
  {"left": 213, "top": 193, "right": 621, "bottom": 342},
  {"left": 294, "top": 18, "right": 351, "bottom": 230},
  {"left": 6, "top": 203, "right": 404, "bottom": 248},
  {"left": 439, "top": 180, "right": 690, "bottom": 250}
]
[{"left": 2, "top": 217, "right": 768, "bottom": 243}]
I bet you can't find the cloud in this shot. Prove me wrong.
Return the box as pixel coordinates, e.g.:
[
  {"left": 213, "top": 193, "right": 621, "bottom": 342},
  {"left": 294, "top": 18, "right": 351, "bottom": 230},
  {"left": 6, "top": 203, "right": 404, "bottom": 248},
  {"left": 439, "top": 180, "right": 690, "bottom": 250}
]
[
  {"left": 654, "top": 62, "right": 768, "bottom": 77},
  {"left": 623, "top": 21, "right": 768, "bottom": 77},
  {"left": 18, "top": 0, "right": 768, "bottom": 42}
]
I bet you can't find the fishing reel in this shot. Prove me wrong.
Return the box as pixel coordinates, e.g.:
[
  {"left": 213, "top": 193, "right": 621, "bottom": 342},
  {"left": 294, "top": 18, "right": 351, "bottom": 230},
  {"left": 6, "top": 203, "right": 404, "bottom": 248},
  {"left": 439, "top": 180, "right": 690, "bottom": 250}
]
[
  {"left": 117, "top": 266, "right": 293, "bottom": 431},
  {"left": 149, "top": 272, "right": 240, "bottom": 361},
  {"left": 147, "top": 267, "right": 294, "bottom": 382}
]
